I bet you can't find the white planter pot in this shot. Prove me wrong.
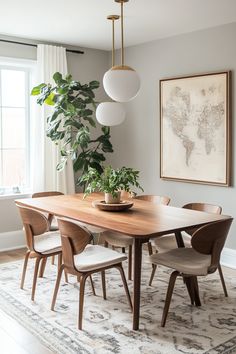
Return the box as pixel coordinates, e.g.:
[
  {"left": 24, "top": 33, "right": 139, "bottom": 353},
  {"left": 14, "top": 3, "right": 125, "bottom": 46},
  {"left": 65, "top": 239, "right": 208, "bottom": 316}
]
[{"left": 104, "top": 192, "right": 121, "bottom": 204}]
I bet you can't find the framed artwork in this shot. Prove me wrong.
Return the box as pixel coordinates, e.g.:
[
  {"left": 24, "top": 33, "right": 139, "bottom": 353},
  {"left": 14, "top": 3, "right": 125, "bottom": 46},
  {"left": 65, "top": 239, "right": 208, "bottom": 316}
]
[{"left": 160, "top": 71, "right": 231, "bottom": 186}]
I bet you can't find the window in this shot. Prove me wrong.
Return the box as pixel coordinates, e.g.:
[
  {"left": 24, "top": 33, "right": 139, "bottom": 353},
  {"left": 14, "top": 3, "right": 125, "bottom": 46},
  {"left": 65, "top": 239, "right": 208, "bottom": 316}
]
[{"left": 0, "top": 59, "right": 34, "bottom": 195}]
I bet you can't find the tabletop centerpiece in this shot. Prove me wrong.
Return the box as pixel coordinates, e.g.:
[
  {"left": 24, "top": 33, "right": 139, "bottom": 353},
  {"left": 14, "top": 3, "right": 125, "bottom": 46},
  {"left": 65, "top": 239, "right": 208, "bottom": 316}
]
[{"left": 80, "top": 165, "right": 143, "bottom": 206}]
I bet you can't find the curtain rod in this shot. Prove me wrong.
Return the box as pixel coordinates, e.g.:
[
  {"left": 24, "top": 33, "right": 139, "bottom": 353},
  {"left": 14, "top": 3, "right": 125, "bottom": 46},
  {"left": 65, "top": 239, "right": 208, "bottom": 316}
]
[{"left": 0, "top": 39, "right": 84, "bottom": 54}]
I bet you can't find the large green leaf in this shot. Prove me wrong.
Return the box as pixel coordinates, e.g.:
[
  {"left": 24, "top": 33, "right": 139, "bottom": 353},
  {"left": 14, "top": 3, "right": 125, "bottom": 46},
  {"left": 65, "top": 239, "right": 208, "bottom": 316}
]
[
  {"left": 31, "top": 83, "right": 46, "bottom": 96},
  {"left": 45, "top": 93, "right": 56, "bottom": 106}
]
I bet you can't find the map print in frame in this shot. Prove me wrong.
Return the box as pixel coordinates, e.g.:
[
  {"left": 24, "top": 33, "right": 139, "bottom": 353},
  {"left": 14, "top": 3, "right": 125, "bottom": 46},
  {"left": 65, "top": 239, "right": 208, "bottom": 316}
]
[{"left": 160, "top": 71, "right": 230, "bottom": 186}]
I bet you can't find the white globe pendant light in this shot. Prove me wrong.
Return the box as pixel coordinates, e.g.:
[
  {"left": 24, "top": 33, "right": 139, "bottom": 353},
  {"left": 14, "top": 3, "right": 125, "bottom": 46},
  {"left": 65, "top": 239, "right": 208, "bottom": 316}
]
[
  {"left": 103, "top": 66, "right": 140, "bottom": 102},
  {"left": 103, "top": 0, "right": 140, "bottom": 102},
  {"left": 96, "top": 102, "right": 126, "bottom": 126}
]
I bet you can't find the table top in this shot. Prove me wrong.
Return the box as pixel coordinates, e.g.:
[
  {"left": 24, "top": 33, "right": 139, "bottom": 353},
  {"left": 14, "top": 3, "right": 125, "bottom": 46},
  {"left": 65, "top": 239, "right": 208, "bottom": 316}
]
[{"left": 15, "top": 193, "right": 229, "bottom": 239}]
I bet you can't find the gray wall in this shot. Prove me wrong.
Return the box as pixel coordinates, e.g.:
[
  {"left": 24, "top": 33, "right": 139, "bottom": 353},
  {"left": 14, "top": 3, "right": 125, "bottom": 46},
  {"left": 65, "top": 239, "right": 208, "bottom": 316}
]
[
  {"left": 108, "top": 22, "right": 236, "bottom": 249},
  {"left": 0, "top": 36, "right": 109, "bottom": 237}
]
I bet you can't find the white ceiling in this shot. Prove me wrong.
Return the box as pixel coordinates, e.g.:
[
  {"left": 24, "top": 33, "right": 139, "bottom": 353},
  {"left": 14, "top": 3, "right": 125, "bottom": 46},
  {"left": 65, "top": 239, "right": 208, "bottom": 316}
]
[{"left": 1, "top": 0, "right": 236, "bottom": 51}]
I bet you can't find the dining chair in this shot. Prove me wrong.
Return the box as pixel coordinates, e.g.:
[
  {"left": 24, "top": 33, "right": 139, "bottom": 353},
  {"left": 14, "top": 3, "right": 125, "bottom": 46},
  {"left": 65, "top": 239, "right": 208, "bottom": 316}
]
[
  {"left": 103, "top": 194, "right": 171, "bottom": 280},
  {"left": 51, "top": 218, "right": 133, "bottom": 330},
  {"left": 148, "top": 203, "right": 228, "bottom": 297},
  {"left": 32, "top": 191, "right": 64, "bottom": 272},
  {"left": 16, "top": 205, "right": 62, "bottom": 301},
  {"left": 149, "top": 218, "right": 233, "bottom": 327}
]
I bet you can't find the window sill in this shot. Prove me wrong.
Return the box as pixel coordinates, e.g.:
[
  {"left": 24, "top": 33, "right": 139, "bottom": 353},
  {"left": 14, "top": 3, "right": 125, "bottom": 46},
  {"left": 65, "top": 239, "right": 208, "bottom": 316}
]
[{"left": 0, "top": 192, "right": 31, "bottom": 201}]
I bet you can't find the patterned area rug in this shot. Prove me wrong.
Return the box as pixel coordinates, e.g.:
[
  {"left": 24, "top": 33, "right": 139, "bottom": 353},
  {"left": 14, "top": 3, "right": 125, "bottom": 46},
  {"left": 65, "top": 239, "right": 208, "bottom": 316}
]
[{"left": 0, "top": 257, "right": 236, "bottom": 354}]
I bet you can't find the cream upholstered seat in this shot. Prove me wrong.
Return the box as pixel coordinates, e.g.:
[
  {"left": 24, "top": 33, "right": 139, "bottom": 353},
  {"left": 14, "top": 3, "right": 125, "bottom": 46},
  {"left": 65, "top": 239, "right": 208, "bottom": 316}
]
[
  {"left": 34, "top": 232, "right": 62, "bottom": 254},
  {"left": 103, "top": 232, "right": 133, "bottom": 248},
  {"left": 149, "top": 218, "right": 233, "bottom": 327},
  {"left": 103, "top": 194, "right": 171, "bottom": 280},
  {"left": 150, "top": 248, "right": 211, "bottom": 276},
  {"left": 51, "top": 218, "right": 132, "bottom": 330},
  {"left": 74, "top": 244, "right": 127, "bottom": 272},
  {"left": 152, "top": 232, "right": 191, "bottom": 252}
]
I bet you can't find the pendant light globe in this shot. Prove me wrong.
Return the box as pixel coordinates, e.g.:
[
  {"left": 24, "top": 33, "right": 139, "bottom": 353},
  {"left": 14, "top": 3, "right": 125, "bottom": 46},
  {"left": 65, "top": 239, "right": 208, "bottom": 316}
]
[
  {"left": 96, "top": 101, "right": 126, "bottom": 126},
  {"left": 103, "top": 64, "right": 140, "bottom": 102}
]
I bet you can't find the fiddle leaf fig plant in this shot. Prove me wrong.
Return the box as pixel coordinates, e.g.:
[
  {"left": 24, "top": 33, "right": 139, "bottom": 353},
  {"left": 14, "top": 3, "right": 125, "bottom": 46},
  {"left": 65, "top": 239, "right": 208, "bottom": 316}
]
[
  {"left": 80, "top": 165, "right": 144, "bottom": 198},
  {"left": 31, "top": 72, "right": 113, "bottom": 188}
]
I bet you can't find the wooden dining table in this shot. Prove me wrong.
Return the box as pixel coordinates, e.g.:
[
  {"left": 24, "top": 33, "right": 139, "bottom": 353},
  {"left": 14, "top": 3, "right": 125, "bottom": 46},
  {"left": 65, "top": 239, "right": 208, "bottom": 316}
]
[{"left": 15, "top": 193, "right": 229, "bottom": 330}]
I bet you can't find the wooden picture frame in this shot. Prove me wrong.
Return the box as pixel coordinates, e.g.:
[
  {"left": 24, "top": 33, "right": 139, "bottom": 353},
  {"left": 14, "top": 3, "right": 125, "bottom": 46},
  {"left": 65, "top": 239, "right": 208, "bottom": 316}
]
[{"left": 160, "top": 71, "right": 231, "bottom": 186}]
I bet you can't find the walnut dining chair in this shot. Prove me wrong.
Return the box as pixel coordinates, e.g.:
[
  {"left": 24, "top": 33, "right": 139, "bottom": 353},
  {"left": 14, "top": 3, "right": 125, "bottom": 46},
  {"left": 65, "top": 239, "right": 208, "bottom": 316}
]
[
  {"left": 16, "top": 205, "right": 63, "bottom": 301},
  {"left": 51, "top": 218, "right": 133, "bottom": 330},
  {"left": 149, "top": 218, "right": 233, "bottom": 327},
  {"left": 103, "top": 194, "right": 171, "bottom": 280},
  {"left": 149, "top": 203, "right": 228, "bottom": 297}
]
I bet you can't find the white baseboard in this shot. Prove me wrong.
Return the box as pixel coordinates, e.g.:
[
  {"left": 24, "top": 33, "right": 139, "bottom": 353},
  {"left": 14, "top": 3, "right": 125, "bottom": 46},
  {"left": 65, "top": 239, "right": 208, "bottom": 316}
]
[
  {"left": 0, "top": 230, "right": 26, "bottom": 252},
  {"left": 221, "top": 247, "right": 236, "bottom": 269}
]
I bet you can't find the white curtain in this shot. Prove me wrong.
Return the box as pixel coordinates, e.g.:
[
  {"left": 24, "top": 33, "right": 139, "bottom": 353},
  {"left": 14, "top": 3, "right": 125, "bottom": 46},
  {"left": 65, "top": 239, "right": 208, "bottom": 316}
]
[{"left": 32, "top": 44, "right": 75, "bottom": 194}]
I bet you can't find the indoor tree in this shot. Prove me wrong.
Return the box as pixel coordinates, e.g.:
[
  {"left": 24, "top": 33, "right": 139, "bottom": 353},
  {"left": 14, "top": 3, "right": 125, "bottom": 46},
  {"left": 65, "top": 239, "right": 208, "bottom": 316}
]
[{"left": 31, "top": 72, "right": 113, "bottom": 189}]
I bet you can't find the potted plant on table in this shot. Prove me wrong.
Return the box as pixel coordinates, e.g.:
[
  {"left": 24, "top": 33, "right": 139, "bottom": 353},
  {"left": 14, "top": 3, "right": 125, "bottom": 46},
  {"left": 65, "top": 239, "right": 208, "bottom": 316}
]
[{"left": 80, "top": 165, "right": 143, "bottom": 204}]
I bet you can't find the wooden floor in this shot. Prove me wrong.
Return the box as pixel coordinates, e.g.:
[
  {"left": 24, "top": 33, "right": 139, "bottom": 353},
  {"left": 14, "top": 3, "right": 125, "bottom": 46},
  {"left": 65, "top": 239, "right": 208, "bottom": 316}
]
[
  {"left": 0, "top": 248, "right": 235, "bottom": 354},
  {"left": 0, "top": 248, "right": 53, "bottom": 354}
]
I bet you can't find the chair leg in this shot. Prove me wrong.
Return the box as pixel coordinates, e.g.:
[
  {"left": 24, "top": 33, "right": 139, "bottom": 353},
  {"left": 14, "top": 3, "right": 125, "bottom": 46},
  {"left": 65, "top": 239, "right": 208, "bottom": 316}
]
[
  {"left": 58, "top": 253, "right": 68, "bottom": 283},
  {"left": 39, "top": 258, "right": 47, "bottom": 278},
  {"left": 122, "top": 247, "right": 126, "bottom": 253},
  {"left": 148, "top": 241, "right": 153, "bottom": 255},
  {"left": 149, "top": 264, "right": 157, "bottom": 286},
  {"left": 116, "top": 264, "right": 133, "bottom": 312},
  {"left": 101, "top": 271, "right": 106, "bottom": 300},
  {"left": 104, "top": 241, "right": 109, "bottom": 248},
  {"left": 78, "top": 274, "right": 88, "bottom": 330},
  {"left": 185, "top": 277, "right": 195, "bottom": 305},
  {"left": 31, "top": 257, "right": 41, "bottom": 301},
  {"left": 20, "top": 250, "right": 30, "bottom": 289},
  {"left": 51, "top": 265, "right": 65, "bottom": 311},
  {"left": 58, "top": 253, "right": 62, "bottom": 267},
  {"left": 218, "top": 264, "right": 228, "bottom": 297},
  {"left": 192, "top": 276, "right": 201, "bottom": 307},
  {"left": 51, "top": 256, "right": 55, "bottom": 265},
  {"left": 161, "top": 271, "right": 179, "bottom": 327},
  {"left": 128, "top": 245, "right": 132, "bottom": 281},
  {"left": 89, "top": 275, "right": 96, "bottom": 296}
]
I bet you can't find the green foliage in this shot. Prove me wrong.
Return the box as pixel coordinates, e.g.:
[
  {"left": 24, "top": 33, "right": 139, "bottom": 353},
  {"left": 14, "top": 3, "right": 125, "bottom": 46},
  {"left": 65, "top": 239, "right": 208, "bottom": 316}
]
[
  {"left": 80, "top": 165, "right": 144, "bottom": 198},
  {"left": 31, "top": 72, "right": 113, "bottom": 188}
]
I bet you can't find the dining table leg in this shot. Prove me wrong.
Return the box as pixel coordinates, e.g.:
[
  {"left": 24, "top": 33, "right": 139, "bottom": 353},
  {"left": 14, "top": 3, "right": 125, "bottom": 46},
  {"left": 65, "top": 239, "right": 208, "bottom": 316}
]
[
  {"left": 175, "top": 231, "right": 185, "bottom": 248},
  {"left": 133, "top": 237, "right": 145, "bottom": 330}
]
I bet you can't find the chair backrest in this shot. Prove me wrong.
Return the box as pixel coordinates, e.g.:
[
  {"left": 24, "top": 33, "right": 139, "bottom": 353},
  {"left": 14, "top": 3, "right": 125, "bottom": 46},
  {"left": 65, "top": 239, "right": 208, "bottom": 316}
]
[
  {"left": 135, "top": 194, "right": 170, "bottom": 205},
  {"left": 183, "top": 202, "right": 222, "bottom": 236},
  {"left": 57, "top": 218, "right": 93, "bottom": 270},
  {"left": 183, "top": 202, "right": 222, "bottom": 214},
  {"left": 16, "top": 205, "right": 49, "bottom": 251},
  {"left": 32, "top": 191, "right": 64, "bottom": 198},
  {"left": 191, "top": 218, "right": 233, "bottom": 272}
]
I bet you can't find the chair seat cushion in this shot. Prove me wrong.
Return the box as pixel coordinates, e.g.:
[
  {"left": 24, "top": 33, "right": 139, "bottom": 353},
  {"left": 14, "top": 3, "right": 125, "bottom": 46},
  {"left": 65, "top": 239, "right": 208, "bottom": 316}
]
[
  {"left": 149, "top": 248, "right": 211, "bottom": 276},
  {"left": 103, "top": 231, "right": 133, "bottom": 247},
  {"left": 34, "top": 232, "right": 61, "bottom": 254},
  {"left": 74, "top": 245, "right": 127, "bottom": 272},
  {"left": 76, "top": 222, "right": 106, "bottom": 235},
  {"left": 152, "top": 232, "right": 191, "bottom": 252}
]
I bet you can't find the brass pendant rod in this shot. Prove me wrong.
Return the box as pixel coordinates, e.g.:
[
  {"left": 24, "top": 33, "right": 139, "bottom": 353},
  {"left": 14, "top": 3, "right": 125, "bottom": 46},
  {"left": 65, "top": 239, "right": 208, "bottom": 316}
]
[
  {"left": 112, "top": 18, "right": 115, "bottom": 67},
  {"left": 107, "top": 15, "right": 120, "bottom": 67},
  {"left": 121, "top": 1, "right": 124, "bottom": 66}
]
